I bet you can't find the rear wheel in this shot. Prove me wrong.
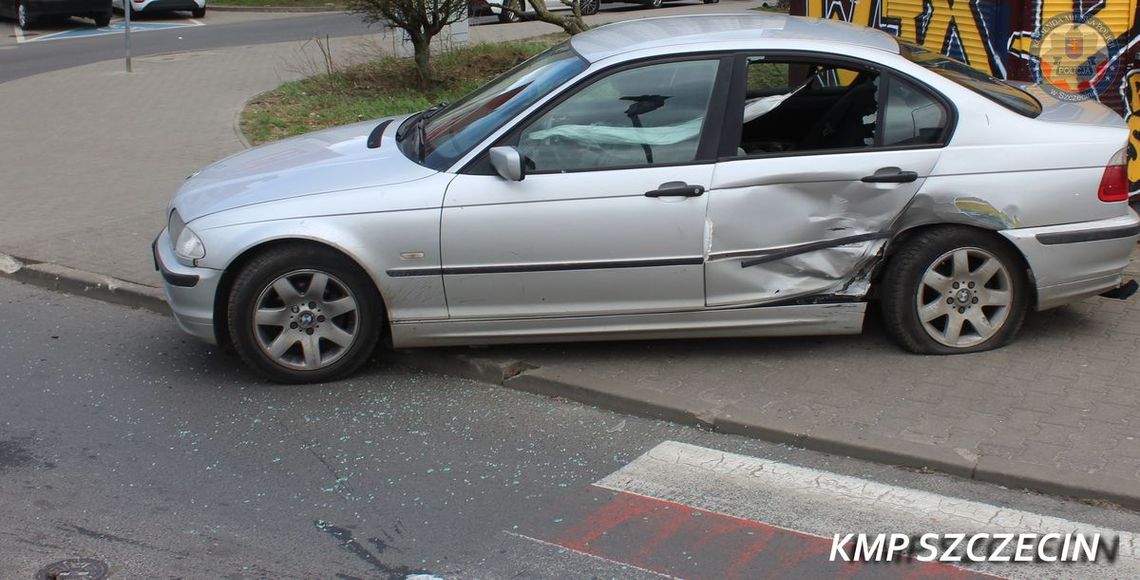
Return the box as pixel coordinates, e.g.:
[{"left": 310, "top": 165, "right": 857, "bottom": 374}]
[
  {"left": 645, "top": 0, "right": 662, "bottom": 8},
  {"left": 16, "top": 0, "right": 32, "bottom": 30},
  {"left": 702, "top": 0, "right": 719, "bottom": 4},
  {"left": 191, "top": 6, "right": 205, "bottom": 17},
  {"left": 93, "top": 12, "right": 111, "bottom": 26},
  {"left": 579, "top": 0, "right": 598, "bottom": 15},
  {"left": 228, "top": 245, "right": 383, "bottom": 384},
  {"left": 881, "top": 227, "right": 1029, "bottom": 354}
]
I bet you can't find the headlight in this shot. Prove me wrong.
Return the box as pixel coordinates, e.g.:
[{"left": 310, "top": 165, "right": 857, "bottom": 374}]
[
  {"left": 169, "top": 209, "right": 206, "bottom": 261},
  {"left": 174, "top": 227, "right": 206, "bottom": 261},
  {"left": 168, "top": 209, "right": 186, "bottom": 242}
]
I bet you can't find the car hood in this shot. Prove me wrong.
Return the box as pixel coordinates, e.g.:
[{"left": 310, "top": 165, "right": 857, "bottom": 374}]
[{"left": 173, "top": 116, "right": 435, "bottom": 222}]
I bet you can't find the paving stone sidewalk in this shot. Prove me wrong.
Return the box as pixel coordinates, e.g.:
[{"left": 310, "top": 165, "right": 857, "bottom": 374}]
[{"left": 396, "top": 259, "right": 1140, "bottom": 507}]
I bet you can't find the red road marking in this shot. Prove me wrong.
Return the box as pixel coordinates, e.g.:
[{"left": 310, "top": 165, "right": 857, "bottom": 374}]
[{"left": 535, "top": 488, "right": 994, "bottom": 580}]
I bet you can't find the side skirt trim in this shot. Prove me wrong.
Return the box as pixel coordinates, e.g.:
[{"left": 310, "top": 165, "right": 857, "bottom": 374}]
[{"left": 389, "top": 302, "right": 866, "bottom": 348}]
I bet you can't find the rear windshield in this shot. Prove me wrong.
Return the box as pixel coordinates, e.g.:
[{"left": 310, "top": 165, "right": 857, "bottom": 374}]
[{"left": 899, "top": 42, "right": 1042, "bottom": 118}]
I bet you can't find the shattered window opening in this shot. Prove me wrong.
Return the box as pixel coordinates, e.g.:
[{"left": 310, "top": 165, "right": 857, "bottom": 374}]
[
  {"left": 516, "top": 59, "right": 721, "bottom": 172},
  {"left": 734, "top": 57, "right": 881, "bottom": 156}
]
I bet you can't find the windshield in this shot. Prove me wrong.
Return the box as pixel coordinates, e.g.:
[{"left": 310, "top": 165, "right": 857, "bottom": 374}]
[
  {"left": 899, "top": 42, "right": 1042, "bottom": 118},
  {"left": 403, "top": 43, "right": 588, "bottom": 170}
]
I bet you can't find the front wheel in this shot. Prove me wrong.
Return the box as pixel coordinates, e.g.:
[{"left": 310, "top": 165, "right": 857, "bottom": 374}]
[
  {"left": 880, "top": 227, "right": 1029, "bottom": 354},
  {"left": 228, "top": 246, "right": 383, "bottom": 383},
  {"left": 191, "top": 6, "right": 205, "bottom": 17},
  {"left": 702, "top": 0, "right": 719, "bottom": 4},
  {"left": 579, "top": 0, "right": 598, "bottom": 15},
  {"left": 93, "top": 12, "right": 111, "bottom": 26},
  {"left": 645, "top": 0, "right": 663, "bottom": 8}
]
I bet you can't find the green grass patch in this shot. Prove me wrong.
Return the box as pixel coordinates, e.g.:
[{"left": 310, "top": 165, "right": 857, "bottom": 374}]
[{"left": 240, "top": 37, "right": 564, "bottom": 145}]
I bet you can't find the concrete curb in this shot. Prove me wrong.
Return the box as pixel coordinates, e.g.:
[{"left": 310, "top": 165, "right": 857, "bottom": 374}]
[
  {"left": 209, "top": 4, "right": 343, "bottom": 12},
  {"left": 0, "top": 253, "right": 168, "bottom": 315},
  {"left": 5, "top": 252, "right": 1137, "bottom": 510},
  {"left": 390, "top": 348, "right": 1140, "bottom": 511},
  {"left": 234, "top": 94, "right": 256, "bottom": 150}
]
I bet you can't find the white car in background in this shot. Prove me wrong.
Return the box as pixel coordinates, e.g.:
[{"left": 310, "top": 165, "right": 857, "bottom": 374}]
[
  {"left": 112, "top": 0, "right": 205, "bottom": 17},
  {"left": 487, "top": 0, "right": 718, "bottom": 23}
]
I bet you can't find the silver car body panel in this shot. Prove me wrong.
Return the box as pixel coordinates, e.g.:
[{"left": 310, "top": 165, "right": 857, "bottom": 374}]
[
  {"left": 155, "top": 227, "right": 222, "bottom": 343},
  {"left": 439, "top": 165, "right": 712, "bottom": 318},
  {"left": 175, "top": 118, "right": 432, "bottom": 222},
  {"left": 1000, "top": 212, "right": 1140, "bottom": 311},
  {"left": 157, "top": 15, "right": 1138, "bottom": 350},
  {"left": 569, "top": 14, "right": 901, "bottom": 63},
  {"left": 706, "top": 148, "right": 941, "bottom": 306},
  {"left": 390, "top": 302, "right": 866, "bottom": 347}
]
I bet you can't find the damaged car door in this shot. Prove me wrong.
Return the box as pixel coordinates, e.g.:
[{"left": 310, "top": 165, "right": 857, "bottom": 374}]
[{"left": 705, "top": 55, "right": 951, "bottom": 307}]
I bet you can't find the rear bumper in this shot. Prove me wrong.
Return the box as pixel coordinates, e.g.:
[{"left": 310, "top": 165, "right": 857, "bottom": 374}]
[
  {"left": 1001, "top": 210, "right": 1140, "bottom": 310},
  {"left": 153, "top": 228, "right": 221, "bottom": 344}
]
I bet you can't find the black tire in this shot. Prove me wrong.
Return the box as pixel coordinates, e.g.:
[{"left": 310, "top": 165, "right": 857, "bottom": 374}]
[
  {"left": 93, "top": 12, "right": 111, "bottom": 26},
  {"left": 580, "top": 0, "right": 598, "bottom": 15},
  {"left": 16, "top": 0, "right": 32, "bottom": 30},
  {"left": 645, "top": 0, "right": 662, "bottom": 8},
  {"left": 880, "top": 227, "right": 1029, "bottom": 354},
  {"left": 703, "top": 0, "right": 719, "bottom": 3},
  {"left": 191, "top": 6, "right": 205, "bottom": 17},
  {"left": 497, "top": 0, "right": 521, "bottom": 22},
  {"left": 227, "top": 245, "right": 383, "bottom": 384}
]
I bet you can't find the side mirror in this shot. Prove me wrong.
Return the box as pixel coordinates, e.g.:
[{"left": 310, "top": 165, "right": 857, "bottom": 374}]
[{"left": 489, "top": 146, "right": 526, "bottom": 182}]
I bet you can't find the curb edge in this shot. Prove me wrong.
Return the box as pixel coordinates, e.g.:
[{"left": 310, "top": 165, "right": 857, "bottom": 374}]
[
  {"left": 6, "top": 254, "right": 1137, "bottom": 511},
  {"left": 0, "top": 253, "right": 168, "bottom": 315}
]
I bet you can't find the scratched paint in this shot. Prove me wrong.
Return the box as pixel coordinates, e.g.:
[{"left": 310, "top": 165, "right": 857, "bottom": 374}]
[
  {"left": 795, "top": 0, "right": 1140, "bottom": 189},
  {"left": 952, "top": 197, "right": 1020, "bottom": 229}
]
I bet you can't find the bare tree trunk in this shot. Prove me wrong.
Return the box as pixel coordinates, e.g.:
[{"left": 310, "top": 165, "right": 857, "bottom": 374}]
[{"left": 411, "top": 33, "right": 432, "bottom": 84}]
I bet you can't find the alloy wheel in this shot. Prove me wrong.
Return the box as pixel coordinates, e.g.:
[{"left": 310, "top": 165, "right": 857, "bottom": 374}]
[
  {"left": 915, "top": 247, "right": 1012, "bottom": 348},
  {"left": 251, "top": 270, "right": 360, "bottom": 371}
]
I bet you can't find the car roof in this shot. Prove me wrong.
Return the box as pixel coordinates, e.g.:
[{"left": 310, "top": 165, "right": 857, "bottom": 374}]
[{"left": 569, "top": 13, "right": 901, "bottom": 62}]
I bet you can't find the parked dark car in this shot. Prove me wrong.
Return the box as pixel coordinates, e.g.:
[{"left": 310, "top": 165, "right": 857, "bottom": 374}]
[{"left": 1, "top": 0, "right": 112, "bottom": 29}]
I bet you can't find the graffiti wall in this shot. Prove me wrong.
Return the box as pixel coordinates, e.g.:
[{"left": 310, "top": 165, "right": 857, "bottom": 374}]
[{"left": 793, "top": 0, "right": 1140, "bottom": 188}]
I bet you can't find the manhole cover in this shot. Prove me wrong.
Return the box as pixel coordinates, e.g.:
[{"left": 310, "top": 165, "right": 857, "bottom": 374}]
[{"left": 35, "top": 559, "right": 109, "bottom": 580}]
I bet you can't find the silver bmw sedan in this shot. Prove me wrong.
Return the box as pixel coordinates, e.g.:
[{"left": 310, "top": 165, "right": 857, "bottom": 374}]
[{"left": 154, "top": 14, "right": 1139, "bottom": 383}]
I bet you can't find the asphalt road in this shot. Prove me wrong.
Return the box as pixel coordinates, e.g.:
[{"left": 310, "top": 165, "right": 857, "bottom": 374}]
[
  {"left": 0, "top": 2, "right": 676, "bottom": 84},
  {"left": 3, "top": 277, "right": 1140, "bottom": 578},
  {"left": 0, "top": 12, "right": 379, "bottom": 84}
]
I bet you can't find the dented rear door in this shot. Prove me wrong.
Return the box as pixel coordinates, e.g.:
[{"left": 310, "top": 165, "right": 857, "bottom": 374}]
[{"left": 704, "top": 149, "right": 941, "bottom": 307}]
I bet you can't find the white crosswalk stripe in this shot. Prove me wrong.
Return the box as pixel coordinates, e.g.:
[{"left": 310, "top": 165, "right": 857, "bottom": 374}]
[{"left": 596, "top": 441, "right": 1140, "bottom": 579}]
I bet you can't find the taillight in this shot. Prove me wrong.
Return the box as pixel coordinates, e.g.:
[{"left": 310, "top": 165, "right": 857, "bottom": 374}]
[{"left": 1098, "top": 148, "right": 1129, "bottom": 202}]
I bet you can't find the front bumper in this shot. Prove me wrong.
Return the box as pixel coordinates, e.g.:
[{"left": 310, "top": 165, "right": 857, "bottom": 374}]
[
  {"left": 1001, "top": 211, "right": 1140, "bottom": 311},
  {"left": 133, "top": 0, "right": 204, "bottom": 11},
  {"left": 153, "top": 228, "right": 221, "bottom": 344}
]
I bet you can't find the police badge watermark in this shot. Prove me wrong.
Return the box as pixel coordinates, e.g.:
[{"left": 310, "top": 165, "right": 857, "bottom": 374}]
[{"left": 1031, "top": 13, "right": 1122, "bottom": 102}]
